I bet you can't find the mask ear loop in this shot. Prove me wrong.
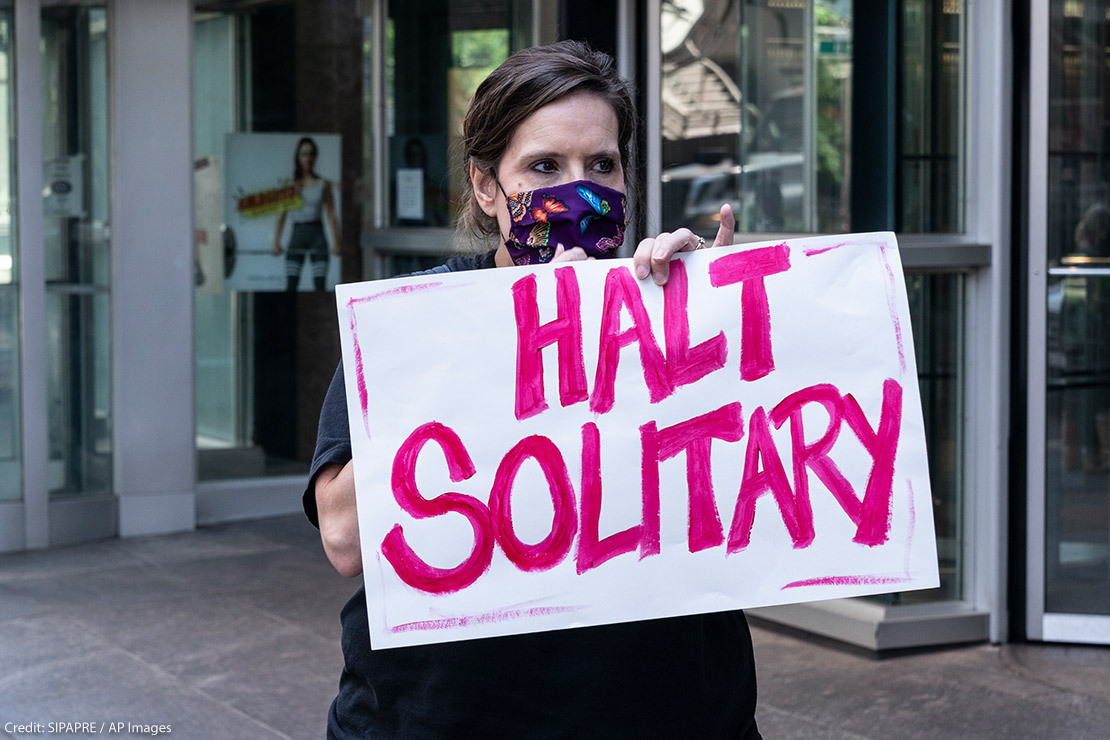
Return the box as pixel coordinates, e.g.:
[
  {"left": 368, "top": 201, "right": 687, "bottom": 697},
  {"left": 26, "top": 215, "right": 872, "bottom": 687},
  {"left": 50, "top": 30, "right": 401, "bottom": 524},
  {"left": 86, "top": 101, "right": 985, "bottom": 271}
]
[
  {"left": 492, "top": 170, "right": 514, "bottom": 246},
  {"left": 493, "top": 170, "right": 510, "bottom": 201}
]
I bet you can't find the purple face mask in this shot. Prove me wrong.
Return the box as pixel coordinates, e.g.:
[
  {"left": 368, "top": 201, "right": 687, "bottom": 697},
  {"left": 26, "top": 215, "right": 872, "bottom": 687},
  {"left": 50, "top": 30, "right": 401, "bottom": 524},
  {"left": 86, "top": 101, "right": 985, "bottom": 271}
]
[{"left": 498, "top": 179, "right": 627, "bottom": 266}]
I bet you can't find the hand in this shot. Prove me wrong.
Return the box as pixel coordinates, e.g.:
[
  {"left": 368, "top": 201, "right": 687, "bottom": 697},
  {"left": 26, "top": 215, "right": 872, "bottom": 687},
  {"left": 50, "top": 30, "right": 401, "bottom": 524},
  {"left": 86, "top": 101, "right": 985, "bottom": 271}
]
[{"left": 633, "top": 203, "right": 735, "bottom": 286}]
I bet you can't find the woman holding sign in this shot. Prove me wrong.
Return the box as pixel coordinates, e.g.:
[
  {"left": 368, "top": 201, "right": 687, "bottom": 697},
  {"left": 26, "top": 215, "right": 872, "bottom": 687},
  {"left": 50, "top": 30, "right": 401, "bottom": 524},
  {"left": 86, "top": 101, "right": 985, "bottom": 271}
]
[{"left": 306, "top": 41, "right": 759, "bottom": 739}]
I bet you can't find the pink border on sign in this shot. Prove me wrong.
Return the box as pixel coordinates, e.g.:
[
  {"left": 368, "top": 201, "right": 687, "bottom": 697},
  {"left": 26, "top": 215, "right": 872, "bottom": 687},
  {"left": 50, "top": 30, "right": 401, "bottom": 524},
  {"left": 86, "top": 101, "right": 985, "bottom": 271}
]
[
  {"left": 375, "top": 552, "right": 586, "bottom": 635},
  {"left": 388, "top": 602, "right": 587, "bottom": 634},
  {"left": 877, "top": 242, "right": 907, "bottom": 375}
]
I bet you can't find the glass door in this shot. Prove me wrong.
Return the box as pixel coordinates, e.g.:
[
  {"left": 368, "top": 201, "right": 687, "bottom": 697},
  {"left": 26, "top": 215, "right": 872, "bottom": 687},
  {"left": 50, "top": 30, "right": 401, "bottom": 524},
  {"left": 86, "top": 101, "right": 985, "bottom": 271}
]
[
  {"left": 41, "top": 3, "right": 112, "bottom": 499},
  {"left": 1029, "top": 0, "right": 1110, "bottom": 644}
]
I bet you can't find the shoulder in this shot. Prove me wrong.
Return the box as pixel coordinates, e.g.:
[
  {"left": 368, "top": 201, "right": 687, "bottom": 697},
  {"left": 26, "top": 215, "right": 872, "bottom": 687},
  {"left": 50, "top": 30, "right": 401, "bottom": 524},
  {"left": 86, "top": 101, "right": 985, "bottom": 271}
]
[
  {"left": 444, "top": 249, "right": 498, "bottom": 273},
  {"left": 399, "top": 249, "right": 498, "bottom": 278}
]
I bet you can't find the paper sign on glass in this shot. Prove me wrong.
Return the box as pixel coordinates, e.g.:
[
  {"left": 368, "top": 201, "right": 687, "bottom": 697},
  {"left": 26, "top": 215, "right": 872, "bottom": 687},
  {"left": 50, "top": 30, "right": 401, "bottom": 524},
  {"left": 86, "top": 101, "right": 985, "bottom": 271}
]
[
  {"left": 336, "top": 233, "right": 939, "bottom": 650},
  {"left": 395, "top": 168, "right": 425, "bottom": 222}
]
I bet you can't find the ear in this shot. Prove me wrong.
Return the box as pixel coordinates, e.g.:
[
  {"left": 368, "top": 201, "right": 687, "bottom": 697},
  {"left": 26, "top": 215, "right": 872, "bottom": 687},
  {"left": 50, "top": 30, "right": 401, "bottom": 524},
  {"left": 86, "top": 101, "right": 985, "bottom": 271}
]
[{"left": 470, "top": 161, "right": 499, "bottom": 218}]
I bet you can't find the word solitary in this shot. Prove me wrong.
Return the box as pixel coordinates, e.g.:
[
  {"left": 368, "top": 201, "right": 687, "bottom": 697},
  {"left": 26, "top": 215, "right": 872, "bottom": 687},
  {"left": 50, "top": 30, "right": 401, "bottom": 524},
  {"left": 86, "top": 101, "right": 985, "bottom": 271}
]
[{"left": 381, "top": 247, "right": 903, "bottom": 594}]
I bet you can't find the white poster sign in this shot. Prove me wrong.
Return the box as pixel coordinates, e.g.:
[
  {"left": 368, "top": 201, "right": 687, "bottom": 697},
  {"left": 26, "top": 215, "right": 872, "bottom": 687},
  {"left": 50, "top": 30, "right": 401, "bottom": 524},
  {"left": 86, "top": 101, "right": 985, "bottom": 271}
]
[{"left": 336, "top": 232, "right": 939, "bottom": 650}]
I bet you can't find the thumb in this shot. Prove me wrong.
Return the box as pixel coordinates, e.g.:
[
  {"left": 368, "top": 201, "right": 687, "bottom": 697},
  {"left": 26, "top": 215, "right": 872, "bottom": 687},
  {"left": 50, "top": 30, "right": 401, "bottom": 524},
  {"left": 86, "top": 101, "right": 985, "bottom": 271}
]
[{"left": 713, "top": 203, "right": 735, "bottom": 247}]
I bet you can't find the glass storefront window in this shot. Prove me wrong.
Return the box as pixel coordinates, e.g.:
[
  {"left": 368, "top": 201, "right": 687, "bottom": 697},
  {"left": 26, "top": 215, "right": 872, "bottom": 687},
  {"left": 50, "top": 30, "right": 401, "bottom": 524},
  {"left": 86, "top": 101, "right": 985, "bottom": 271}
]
[
  {"left": 193, "top": 9, "right": 241, "bottom": 476},
  {"left": 661, "top": 0, "right": 849, "bottom": 235},
  {"left": 193, "top": 0, "right": 535, "bottom": 481},
  {"left": 193, "top": 5, "right": 311, "bottom": 481},
  {"left": 41, "top": 4, "right": 112, "bottom": 498},
  {"left": 0, "top": 4, "right": 18, "bottom": 501},
  {"left": 900, "top": 0, "right": 965, "bottom": 233},
  {"left": 382, "top": 0, "right": 532, "bottom": 230},
  {"left": 1044, "top": 0, "right": 1110, "bottom": 616},
  {"left": 660, "top": 0, "right": 965, "bottom": 236}
]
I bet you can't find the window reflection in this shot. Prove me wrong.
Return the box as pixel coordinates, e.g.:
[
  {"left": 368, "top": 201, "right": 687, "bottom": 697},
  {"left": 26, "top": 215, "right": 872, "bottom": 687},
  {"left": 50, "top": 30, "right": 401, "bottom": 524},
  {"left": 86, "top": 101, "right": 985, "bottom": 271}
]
[
  {"left": 661, "top": 0, "right": 852, "bottom": 235},
  {"left": 661, "top": 0, "right": 965, "bottom": 235},
  {"left": 900, "top": 0, "right": 964, "bottom": 233}
]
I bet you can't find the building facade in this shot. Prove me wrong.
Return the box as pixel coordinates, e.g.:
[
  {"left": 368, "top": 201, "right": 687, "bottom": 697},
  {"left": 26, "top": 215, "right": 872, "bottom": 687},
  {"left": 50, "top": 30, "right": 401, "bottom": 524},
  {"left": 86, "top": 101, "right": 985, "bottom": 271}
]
[{"left": 0, "top": 0, "right": 1106, "bottom": 650}]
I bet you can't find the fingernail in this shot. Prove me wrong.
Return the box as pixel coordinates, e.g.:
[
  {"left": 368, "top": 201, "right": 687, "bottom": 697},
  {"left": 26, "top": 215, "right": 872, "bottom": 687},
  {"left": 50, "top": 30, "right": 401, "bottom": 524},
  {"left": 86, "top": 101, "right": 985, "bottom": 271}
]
[{"left": 636, "top": 264, "right": 649, "bottom": 279}]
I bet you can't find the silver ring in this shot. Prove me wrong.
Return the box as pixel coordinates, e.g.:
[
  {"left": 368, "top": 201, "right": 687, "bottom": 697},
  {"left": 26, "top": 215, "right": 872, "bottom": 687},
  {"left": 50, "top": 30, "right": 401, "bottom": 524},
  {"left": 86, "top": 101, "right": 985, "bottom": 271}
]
[{"left": 694, "top": 236, "right": 706, "bottom": 250}]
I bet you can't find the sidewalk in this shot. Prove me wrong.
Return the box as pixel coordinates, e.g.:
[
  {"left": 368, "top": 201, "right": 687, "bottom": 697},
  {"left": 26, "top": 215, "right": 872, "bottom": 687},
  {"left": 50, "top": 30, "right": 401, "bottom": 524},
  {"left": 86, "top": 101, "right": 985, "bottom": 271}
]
[{"left": 2, "top": 515, "right": 1108, "bottom": 739}]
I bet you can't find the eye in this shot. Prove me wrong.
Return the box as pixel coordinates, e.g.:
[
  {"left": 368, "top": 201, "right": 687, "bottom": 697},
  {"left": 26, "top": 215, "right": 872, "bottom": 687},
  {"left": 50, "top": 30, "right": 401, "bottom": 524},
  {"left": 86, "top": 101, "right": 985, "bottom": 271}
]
[
  {"left": 531, "top": 159, "right": 558, "bottom": 174},
  {"left": 594, "top": 158, "right": 615, "bottom": 174}
]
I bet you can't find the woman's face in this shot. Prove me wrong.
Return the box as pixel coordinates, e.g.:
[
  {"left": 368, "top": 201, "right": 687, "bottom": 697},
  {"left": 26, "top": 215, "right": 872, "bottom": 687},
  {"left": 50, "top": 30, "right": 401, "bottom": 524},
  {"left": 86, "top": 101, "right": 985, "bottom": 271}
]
[
  {"left": 473, "top": 92, "right": 623, "bottom": 241},
  {"left": 297, "top": 142, "right": 317, "bottom": 171}
]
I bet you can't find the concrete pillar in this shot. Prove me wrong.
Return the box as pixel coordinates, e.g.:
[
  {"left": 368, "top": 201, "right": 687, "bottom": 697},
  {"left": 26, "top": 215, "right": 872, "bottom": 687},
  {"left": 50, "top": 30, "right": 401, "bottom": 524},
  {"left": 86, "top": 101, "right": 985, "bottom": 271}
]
[{"left": 110, "top": 0, "right": 196, "bottom": 536}]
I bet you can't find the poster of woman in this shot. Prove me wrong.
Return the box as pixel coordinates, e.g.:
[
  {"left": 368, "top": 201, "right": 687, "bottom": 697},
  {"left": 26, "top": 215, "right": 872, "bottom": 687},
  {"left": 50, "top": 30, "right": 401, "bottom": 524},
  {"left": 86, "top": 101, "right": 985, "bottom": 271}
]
[{"left": 224, "top": 132, "right": 342, "bottom": 292}]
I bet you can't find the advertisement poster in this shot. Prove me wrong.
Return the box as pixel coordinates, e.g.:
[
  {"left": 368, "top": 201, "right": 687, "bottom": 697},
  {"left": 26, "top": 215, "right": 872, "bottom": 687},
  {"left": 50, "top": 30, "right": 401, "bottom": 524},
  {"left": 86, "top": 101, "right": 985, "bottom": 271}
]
[
  {"left": 224, "top": 132, "right": 342, "bottom": 292},
  {"left": 337, "top": 232, "right": 939, "bottom": 649}
]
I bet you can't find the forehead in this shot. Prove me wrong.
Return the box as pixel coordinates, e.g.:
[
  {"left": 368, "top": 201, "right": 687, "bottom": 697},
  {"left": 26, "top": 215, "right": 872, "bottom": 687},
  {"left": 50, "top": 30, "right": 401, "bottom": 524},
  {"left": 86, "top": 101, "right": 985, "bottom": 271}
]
[{"left": 505, "top": 93, "right": 620, "bottom": 156}]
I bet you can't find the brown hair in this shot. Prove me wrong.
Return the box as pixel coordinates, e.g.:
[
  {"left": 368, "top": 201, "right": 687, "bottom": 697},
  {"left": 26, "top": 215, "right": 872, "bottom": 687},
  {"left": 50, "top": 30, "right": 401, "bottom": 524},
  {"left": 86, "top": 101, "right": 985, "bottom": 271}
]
[
  {"left": 293, "top": 136, "right": 318, "bottom": 181},
  {"left": 458, "top": 40, "right": 637, "bottom": 248}
]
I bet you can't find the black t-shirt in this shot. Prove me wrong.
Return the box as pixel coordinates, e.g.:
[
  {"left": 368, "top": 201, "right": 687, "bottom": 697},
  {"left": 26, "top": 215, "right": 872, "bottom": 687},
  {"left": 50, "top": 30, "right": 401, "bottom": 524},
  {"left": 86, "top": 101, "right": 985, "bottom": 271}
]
[{"left": 306, "top": 250, "right": 761, "bottom": 740}]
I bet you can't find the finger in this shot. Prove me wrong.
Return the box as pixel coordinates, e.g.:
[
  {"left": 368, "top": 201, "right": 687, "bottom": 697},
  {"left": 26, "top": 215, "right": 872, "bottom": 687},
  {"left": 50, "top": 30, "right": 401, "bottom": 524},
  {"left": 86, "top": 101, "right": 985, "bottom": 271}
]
[
  {"left": 652, "top": 258, "right": 671, "bottom": 286},
  {"left": 713, "top": 203, "right": 735, "bottom": 247},
  {"left": 633, "top": 237, "right": 656, "bottom": 279},
  {"left": 650, "top": 231, "right": 684, "bottom": 285},
  {"left": 654, "top": 228, "right": 700, "bottom": 257},
  {"left": 671, "top": 228, "right": 700, "bottom": 252},
  {"left": 661, "top": 227, "right": 708, "bottom": 282}
]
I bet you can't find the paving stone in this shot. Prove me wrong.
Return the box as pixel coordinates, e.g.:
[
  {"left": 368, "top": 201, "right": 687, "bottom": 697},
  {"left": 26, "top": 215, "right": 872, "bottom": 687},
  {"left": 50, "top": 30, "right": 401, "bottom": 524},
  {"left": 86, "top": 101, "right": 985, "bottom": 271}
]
[
  {"left": 0, "top": 649, "right": 290, "bottom": 739},
  {"left": 3, "top": 515, "right": 1110, "bottom": 740}
]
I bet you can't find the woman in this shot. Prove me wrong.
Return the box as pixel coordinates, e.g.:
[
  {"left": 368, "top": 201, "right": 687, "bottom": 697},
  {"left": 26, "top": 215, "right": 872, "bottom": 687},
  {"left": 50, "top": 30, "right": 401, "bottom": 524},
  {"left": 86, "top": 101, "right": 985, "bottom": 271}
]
[
  {"left": 272, "top": 136, "right": 341, "bottom": 291},
  {"left": 306, "top": 41, "right": 759, "bottom": 739}
]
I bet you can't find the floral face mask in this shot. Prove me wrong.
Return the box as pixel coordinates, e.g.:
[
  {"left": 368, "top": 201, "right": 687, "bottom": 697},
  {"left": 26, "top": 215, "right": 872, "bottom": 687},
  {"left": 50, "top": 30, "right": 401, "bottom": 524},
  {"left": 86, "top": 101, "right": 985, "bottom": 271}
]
[{"left": 498, "top": 179, "right": 627, "bottom": 266}]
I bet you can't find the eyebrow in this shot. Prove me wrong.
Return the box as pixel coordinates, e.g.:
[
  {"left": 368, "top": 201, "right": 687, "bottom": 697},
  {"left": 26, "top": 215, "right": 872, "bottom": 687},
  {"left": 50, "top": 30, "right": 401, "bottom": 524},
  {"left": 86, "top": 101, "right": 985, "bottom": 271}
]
[{"left": 513, "top": 148, "right": 621, "bottom": 163}]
